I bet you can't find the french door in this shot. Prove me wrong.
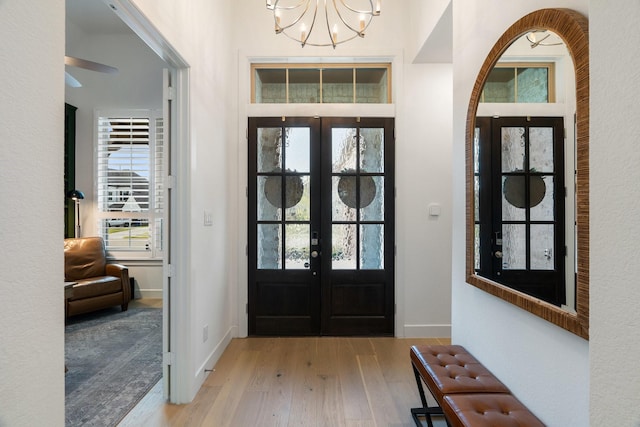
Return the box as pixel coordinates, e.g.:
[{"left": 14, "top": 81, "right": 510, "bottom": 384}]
[
  {"left": 475, "top": 116, "right": 565, "bottom": 306},
  {"left": 248, "top": 117, "right": 395, "bottom": 336}
]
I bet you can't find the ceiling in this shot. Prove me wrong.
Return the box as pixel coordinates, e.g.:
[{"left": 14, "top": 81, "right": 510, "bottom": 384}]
[{"left": 66, "top": 0, "right": 131, "bottom": 35}]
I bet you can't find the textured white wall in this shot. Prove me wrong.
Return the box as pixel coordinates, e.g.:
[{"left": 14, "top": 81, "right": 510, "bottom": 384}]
[
  {"left": 590, "top": 1, "right": 640, "bottom": 425},
  {"left": 451, "top": 1, "right": 590, "bottom": 426},
  {"left": 131, "top": 0, "right": 237, "bottom": 401},
  {"left": 0, "top": 1, "right": 66, "bottom": 425}
]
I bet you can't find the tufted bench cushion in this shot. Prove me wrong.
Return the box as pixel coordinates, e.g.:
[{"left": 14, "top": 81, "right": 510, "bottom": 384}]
[
  {"left": 410, "top": 345, "right": 544, "bottom": 427},
  {"left": 442, "top": 393, "right": 545, "bottom": 427},
  {"left": 410, "top": 344, "right": 510, "bottom": 402}
]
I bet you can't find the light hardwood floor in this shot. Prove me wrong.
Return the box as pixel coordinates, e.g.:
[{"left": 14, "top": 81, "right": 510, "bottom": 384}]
[{"left": 119, "top": 335, "right": 450, "bottom": 427}]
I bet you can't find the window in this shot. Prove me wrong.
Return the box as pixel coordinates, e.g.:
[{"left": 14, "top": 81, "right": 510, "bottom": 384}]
[
  {"left": 481, "top": 63, "right": 556, "bottom": 103},
  {"left": 252, "top": 63, "right": 391, "bottom": 104},
  {"left": 96, "top": 110, "right": 163, "bottom": 257}
]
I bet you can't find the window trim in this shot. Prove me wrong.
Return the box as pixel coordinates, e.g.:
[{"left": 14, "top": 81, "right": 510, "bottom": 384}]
[{"left": 480, "top": 62, "right": 556, "bottom": 103}]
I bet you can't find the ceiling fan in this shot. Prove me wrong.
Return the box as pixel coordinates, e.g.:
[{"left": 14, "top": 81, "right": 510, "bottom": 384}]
[{"left": 65, "top": 55, "right": 118, "bottom": 87}]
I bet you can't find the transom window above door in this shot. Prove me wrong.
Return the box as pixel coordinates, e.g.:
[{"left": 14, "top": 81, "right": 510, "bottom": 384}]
[{"left": 251, "top": 63, "right": 391, "bottom": 104}]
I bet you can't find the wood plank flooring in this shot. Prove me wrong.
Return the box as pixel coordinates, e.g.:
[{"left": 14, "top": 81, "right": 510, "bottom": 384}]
[{"left": 119, "top": 336, "right": 450, "bottom": 427}]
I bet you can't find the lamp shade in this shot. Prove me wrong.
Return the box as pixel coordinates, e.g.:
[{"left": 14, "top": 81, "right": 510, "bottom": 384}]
[{"left": 67, "top": 189, "right": 85, "bottom": 200}]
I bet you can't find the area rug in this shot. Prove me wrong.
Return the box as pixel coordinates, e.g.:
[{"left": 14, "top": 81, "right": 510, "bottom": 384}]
[{"left": 65, "top": 307, "right": 162, "bottom": 427}]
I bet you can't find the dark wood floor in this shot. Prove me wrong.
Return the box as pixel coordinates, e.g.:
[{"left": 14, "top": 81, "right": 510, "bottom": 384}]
[{"left": 119, "top": 335, "right": 450, "bottom": 426}]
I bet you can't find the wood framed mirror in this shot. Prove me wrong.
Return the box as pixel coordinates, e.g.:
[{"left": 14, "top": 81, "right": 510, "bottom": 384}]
[{"left": 466, "top": 8, "right": 589, "bottom": 339}]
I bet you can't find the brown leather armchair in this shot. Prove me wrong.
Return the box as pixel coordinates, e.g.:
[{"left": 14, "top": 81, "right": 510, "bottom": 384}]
[{"left": 64, "top": 236, "right": 131, "bottom": 317}]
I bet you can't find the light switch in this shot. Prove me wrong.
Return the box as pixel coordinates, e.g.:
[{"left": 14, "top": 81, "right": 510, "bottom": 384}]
[
  {"left": 204, "top": 211, "right": 213, "bottom": 226},
  {"left": 429, "top": 203, "right": 441, "bottom": 217}
]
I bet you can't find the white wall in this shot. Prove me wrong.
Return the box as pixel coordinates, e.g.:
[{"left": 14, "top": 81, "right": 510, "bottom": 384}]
[
  {"left": 0, "top": 1, "right": 65, "bottom": 425},
  {"left": 452, "top": 1, "right": 590, "bottom": 426},
  {"left": 590, "top": 2, "right": 640, "bottom": 425},
  {"left": 131, "top": 0, "right": 236, "bottom": 402},
  {"left": 65, "top": 24, "right": 167, "bottom": 297}
]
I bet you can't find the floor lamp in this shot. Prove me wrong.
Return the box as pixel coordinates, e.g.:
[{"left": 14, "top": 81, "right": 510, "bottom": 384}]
[{"left": 67, "top": 190, "right": 85, "bottom": 238}]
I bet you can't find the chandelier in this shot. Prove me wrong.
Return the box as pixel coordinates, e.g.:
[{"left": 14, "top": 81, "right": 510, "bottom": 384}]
[{"left": 266, "top": 0, "right": 381, "bottom": 48}]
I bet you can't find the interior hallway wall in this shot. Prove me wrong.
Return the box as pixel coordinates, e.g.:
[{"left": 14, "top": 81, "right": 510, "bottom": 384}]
[
  {"left": 0, "top": 1, "right": 66, "bottom": 425},
  {"left": 590, "top": 1, "right": 640, "bottom": 425},
  {"left": 451, "top": 1, "right": 589, "bottom": 426},
  {"left": 130, "top": 0, "right": 237, "bottom": 402}
]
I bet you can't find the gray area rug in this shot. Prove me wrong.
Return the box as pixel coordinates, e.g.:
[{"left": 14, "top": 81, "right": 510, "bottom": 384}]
[{"left": 65, "top": 307, "right": 162, "bottom": 427}]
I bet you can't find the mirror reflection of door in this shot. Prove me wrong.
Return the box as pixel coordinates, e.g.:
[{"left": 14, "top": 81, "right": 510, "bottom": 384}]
[
  {"left": 248, "top": 117, "right": 395, "bottom": 336},
  {"left": 475, "top": 116, "right": 565, "bottom": 306}
]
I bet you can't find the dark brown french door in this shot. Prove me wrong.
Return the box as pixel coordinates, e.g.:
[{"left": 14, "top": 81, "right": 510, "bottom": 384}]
[
  {"left": 248, "top": 117, "right": 394, "bottom": 336},
  {"left": 475, "top": 116, "right": 565, "bottom": 306}
]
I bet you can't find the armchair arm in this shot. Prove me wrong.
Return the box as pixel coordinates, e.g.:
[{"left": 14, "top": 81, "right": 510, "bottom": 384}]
[{"left": 106, "top": 263, "right": 131, "bottom": 302}]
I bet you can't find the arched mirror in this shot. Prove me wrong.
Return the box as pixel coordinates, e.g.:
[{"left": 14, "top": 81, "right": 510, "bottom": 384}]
[{"left": 466, "top": 8, "right": 589, "bottom": 339}]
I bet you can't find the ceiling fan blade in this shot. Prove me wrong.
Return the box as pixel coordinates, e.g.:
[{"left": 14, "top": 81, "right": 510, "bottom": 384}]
[
  {"left": 65, "top": 55, "right": 119, "bottom": 74},
  {"left": 65, "top": 71, "right": 82, "bottom": 88}
]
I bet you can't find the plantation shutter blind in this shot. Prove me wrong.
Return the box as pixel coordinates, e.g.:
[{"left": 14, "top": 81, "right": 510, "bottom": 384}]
[{"left": 96, "top": 113, "right": 162, "bottom": 254}]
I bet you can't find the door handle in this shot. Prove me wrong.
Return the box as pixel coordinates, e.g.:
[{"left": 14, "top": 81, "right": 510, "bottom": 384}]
[
  {"left": 494, "top": 251, "right": 503, "bottom": 259},
  {"left": 311, "top": 250, "right": 319, "bottom": 258}
]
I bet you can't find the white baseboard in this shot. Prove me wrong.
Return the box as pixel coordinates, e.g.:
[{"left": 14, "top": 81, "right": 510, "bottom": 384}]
[
  {"left": 136, "top": 289, "right": 163, "bottom": 299},
  {"left": 403, "top": 324, "right": 452, "bottom": 338},
  {"left": 192, "top": 325, "right": 237, "bottom": 398}
]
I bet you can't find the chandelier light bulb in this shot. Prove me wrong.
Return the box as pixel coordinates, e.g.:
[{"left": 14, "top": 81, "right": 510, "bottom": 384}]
[{"left": 300, "top": 23, "right": 307, "bottom": 45}]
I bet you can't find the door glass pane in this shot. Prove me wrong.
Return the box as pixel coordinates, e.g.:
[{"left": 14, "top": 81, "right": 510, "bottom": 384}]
[
  {"left": 255, "top": 69, "right": 286, "bottom": 103},
  {"left": 332, "top": 224, "right": 356, "bottom": 269},
  {"left": 360, "top": 176, "right": 383, "bottom": 221},
  {"left": 332, "top": 128, "right": 357, "bottom": 172},
  {"left": 474, "top": 224, "right": 481, "bottom": 270},
  {"left": 356, "top": 68, "right": 388, "bottom": 103},
  {"left": 285, "top": 224, "right": 309, "bottom": 269},
  {"left": 530, "top": 224, "right": 554, "bottom": 270},
  {"left": 529, "top": 127, "right": 554, "bottom": 172},
  {"left": 361, "top": 224, "right": 384, "bottom": 269},
  {"left": 530, "top": 176, "right": 554, "bottom": 221},
  {"left": 474, "top": 176, "right": 480, "bottom": 220},
  {"left": 483, "top": 67, "right": 516, "bottom": 103},
  {"left": 502, "top": 175, "right": 526, "bottom": 221},
  {"left": 258, "top": 224, "right": 281, "bottom": 269},
  {"left": 333, "top": 176, "right": 356, "bottom": 221},
  {"left": 502, "top": 224, "right": 526, "bottom": 270},
  {"left": 285, "top": 127, "right": 310, "bottom": 172},
  {"left": 474, "top": 127, "right": 480, "bottom": 174},
  {"left": 258, "top": 127, "right": 282, "bottom": 172},
  {"left": 501, "top": 127, "right": 525, "bottom": 172},
  {"left": 323, "top": 69, "right": 353, "bottom": 103},
  {"left": 360, "top": 128, "right": 384, "bottom": 172},
  {"left": 285, "top": 175, "right": 310, "bottom": 221},
  {"left": 517, "top": 68, "right": 549, "bottom": 103},
  {"left": 258, "top": 176, "right": 282, "bottom": 221},
  {"left": 288, "top": 68, "right": 320, "bottom": 103}
]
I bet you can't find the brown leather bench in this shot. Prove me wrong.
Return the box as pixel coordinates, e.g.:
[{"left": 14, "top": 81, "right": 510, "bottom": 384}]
[{"left": 410, "top": 345, "right": 545, "bottom": 427}]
